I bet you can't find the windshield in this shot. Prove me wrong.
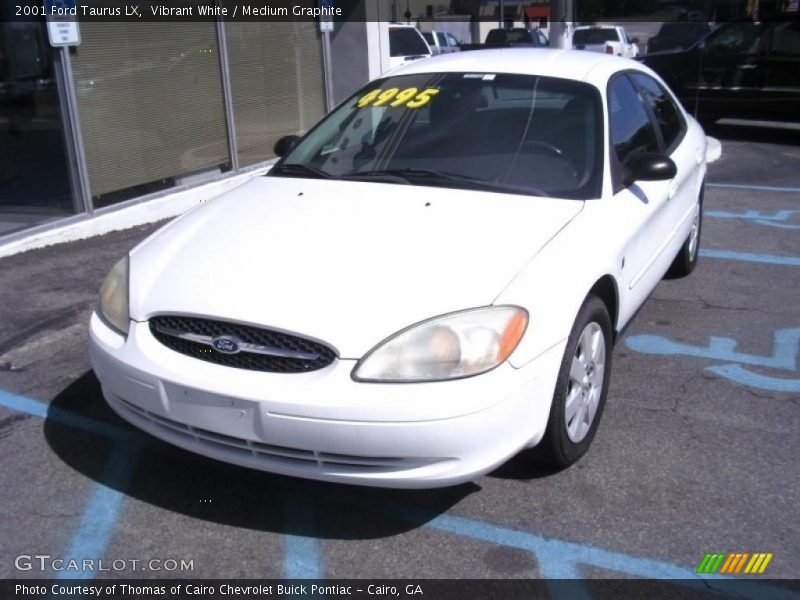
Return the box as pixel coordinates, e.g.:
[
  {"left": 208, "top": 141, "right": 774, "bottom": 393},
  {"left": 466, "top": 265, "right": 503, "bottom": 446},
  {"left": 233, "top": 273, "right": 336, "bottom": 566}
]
[
  {"left": 390, "top": 28, "right": 430, "bottom": 56},
  {"left": 574, "top": 28, "right": 619, "bottom": 44},
  {"left": 272, "top": 72, "right": 603, "bottom": 199}
]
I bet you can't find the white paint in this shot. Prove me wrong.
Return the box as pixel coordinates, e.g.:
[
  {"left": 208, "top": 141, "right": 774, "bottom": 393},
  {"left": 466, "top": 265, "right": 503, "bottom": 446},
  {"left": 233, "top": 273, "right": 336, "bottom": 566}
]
[
  {"left": 706, "top": 137, "right": 722, "bottom": 163},
  {"left": 0, "top": 168, "right": 269, "bottom": 259}
]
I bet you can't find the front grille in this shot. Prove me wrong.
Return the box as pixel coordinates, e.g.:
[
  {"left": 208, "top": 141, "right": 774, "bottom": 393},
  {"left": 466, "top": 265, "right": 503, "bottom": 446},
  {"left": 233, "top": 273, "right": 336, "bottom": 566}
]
[
  {"left": 114, "top": 396, "right": 436, "bottom": 472},
  {"left": 149, "top": 315, "right": 337, "bottom": 373}
]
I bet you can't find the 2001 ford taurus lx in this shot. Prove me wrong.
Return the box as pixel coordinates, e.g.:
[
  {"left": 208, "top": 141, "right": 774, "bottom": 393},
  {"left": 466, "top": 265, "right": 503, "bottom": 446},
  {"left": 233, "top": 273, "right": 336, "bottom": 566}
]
[{"left": 90, "top": 49, "right": 707, "bottom": 488}]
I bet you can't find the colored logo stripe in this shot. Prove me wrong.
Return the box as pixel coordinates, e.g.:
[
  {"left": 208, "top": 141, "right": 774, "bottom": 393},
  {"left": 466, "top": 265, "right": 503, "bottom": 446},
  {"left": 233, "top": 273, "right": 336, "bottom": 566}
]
[
  {"left": 745, "top": 553, "right": 774, "bottom": 574},
  {"left": 697, "top": 552, "right": 773, "bottom": 574}
]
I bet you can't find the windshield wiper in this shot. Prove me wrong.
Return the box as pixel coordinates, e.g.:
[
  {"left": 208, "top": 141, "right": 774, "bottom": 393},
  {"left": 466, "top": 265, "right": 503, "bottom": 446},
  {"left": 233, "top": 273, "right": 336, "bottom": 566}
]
[
  {"left": 342, "top": 168, "right": 550, "bottom": 196},
  {"left": 270, "top": 163, "right": 335, "bottom": 179}
]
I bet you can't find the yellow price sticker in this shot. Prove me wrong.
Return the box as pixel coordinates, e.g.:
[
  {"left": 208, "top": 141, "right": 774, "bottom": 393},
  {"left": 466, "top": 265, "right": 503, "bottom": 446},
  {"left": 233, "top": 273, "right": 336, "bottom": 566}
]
[{"left": 356, "top": 87, "right": 440, "bottom": 109}]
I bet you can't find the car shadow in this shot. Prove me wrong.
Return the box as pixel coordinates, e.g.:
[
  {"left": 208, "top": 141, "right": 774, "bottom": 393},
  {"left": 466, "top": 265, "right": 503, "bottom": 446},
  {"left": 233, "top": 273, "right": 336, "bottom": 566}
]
[{"left": 43, "top": 371, "right": 477, "bottom": 540}]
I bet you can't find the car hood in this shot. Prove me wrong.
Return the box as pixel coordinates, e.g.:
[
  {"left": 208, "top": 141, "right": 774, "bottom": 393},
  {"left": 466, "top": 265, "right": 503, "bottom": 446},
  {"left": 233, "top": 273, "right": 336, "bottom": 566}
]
[{"left": 130, "top": 176, "right": 583, "bottom": 358}]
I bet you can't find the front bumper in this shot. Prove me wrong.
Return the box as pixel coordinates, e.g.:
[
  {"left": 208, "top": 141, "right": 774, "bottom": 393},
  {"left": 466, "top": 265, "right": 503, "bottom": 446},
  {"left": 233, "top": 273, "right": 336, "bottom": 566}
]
[{"left": 89, "top": 313, "right": 565, "bottom": 488}]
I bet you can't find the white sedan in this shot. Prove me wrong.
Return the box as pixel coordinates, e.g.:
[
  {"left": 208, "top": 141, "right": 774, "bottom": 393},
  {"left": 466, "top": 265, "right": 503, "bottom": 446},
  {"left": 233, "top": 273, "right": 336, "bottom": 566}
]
[{"left": 90, "top": 49, "right": 707, "bottom": 488}]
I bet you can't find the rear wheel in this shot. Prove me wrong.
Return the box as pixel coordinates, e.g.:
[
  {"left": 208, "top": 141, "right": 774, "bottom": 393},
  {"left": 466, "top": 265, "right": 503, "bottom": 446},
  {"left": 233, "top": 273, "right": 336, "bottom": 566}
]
[{"left": 538, "top": 296, "right": 612, "bottom": 469}]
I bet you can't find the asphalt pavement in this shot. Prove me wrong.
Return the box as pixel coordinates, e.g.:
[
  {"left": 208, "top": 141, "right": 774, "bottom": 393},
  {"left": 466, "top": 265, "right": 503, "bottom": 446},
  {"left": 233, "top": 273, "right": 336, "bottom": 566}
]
[{"left": 0, "top": 120, "right": 798, "bottom": 590}]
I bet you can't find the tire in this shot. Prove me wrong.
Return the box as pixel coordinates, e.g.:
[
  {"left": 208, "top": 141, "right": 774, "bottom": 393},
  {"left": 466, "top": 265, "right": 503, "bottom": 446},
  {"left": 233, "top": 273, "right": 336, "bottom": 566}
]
[
  {"left": 667, "top": 182, "right": 704, "bottom": 278},
  {"left": 538, "top": 295, "right": 613, "bottom": 469}
]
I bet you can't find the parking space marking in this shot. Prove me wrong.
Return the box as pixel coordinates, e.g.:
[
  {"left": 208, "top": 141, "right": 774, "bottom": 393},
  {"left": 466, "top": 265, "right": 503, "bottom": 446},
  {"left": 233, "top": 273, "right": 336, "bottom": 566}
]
[
  {"left": 699, "top": 249, "right": 800, "bottom": 267},
  {"left": 56, "top": 446, "right": 142, "bottom": 580},
  {"left": 706, "top": 209, "right": 800, "bottom": 230},
  {"left": 0, "top": 388, "right": 796, "bottom": 597},
  {"left": 708, "top": 183, "right": 800, "bottom": 193},
  {"left": 625, "top": 328, "right": 800, "bottom": 393},
  {"left": 283, "top": 498, "right": 322, "bottom": 579}
]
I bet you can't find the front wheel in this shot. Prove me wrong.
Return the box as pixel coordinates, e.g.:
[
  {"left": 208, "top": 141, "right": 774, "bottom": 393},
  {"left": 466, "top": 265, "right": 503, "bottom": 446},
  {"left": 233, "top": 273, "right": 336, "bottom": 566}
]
[
  {"left": 538, "top": 295, "right": 613, "bottom": 469},
  {"left": 668, "top": 183, "right": 704, "bottom": 278}
]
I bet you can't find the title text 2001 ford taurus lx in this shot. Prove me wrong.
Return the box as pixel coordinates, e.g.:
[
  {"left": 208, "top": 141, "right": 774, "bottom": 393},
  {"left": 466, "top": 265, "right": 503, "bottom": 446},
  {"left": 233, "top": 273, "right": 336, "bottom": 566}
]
[{"left": 90, "top": 49, "right": 707, "bottom": 488}]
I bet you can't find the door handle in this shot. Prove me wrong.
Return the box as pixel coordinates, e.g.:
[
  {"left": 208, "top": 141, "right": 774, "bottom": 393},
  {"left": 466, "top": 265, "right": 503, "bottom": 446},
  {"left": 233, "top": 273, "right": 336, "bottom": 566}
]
[{"left": 668, "top": 180, "right": 679, "bottom": 200}]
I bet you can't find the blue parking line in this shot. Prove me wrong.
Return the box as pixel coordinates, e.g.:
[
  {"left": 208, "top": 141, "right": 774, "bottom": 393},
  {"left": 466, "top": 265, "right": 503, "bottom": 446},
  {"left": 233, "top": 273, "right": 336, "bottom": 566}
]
[
  {"left": 708, "top": 182, "right": 800, "bottom": 193},
  {"left": 283, "top": 498, "right": 322, "bottom": 579},
  {"left": 0, "top": 389, "right": 795, "bottom": 596},
  {"left": 56, "top": 446, "right": 141, "bottom": 580},
  {"left": 700, "top": 248, "right": 800, "bottom": 266}
]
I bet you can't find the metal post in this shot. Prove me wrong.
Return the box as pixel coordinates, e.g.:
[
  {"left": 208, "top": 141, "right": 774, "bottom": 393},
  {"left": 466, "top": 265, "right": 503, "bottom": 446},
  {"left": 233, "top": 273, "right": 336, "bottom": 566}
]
[
  {"left": 216, "top": 20, "right": 240, "bottom": 173},
  {"left": 549, "top": 0, "right": 574, "bottom": 49},
  {"left": 499, "top": 0, "right": 505, "bottom": 28},
  {"left": 59, "top": 46, "right": 93, "bottom": 213},
  {"left": 321, "top": 30, "right": 335, "bottom": 111}
]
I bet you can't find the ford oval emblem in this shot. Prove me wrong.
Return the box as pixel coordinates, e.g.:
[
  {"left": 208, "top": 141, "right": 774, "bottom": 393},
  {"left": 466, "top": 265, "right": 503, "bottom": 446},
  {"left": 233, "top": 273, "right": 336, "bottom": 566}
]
[{"left": 211, "top": 336, "right": 241, "bottom": 354}]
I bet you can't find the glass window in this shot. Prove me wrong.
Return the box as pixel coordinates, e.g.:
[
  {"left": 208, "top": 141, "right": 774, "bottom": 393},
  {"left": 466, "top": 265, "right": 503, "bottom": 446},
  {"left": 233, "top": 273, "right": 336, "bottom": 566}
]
[
  {"left": 389, "top": 28, "right": 429, "bottom": 56},
  {"left": 0, "top": 21, "right": 77, "bottom": 235},
  {"left": 446, "top": 33, "right": 460, "bottom": 47},
  {"left": 574, "top": 28, "right": 619, "bottom": 45},
  {"left": 273, "top": 73, "right": 603, "bottom": 199},
  {"left": 769, "top": 21, "right": 800, "bottom": 56},
  {"left": 436, "top": 32, "right": 448, "bottom": 47},
  {"left": 705, "top": 22, "right": 764, "bottom": 56},
  {"left": 70, "top": 22, "right": 230, "bottom": 207},
  {"left": 630, "top": 73, "right": 685, "bottom": 150},
  {"left": 225, "top": 22, "right": 326, "bottom": 168},
  {"left": 608, "top": 75, "right": 659, "bottom": 165},
  {"left": 422, "top": 32, "right": 435, "bottom": 45}
]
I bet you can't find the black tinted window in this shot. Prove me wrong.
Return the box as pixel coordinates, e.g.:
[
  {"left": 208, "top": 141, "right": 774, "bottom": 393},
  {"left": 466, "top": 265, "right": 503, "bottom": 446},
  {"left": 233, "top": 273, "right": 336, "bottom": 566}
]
[
  {"left": 390, "top": 29, "right": 429, "bottom": 56},
  {"left": 706, "top": 22, "right": 764, "bottom": 56},
  {"left": 609, "top": 75, "right": 660, "bottom": 164},
  {"left": 769, "top": 21, "right": 800, "bottom": 56},
  {"left": 631, "top": 73, "right": 685, "bottom": 150}
]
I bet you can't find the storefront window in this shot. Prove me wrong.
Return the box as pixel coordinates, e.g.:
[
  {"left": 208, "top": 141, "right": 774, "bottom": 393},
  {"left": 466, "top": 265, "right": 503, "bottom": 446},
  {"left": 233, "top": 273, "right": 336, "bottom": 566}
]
[
  {"left": 225, "top": 22, "right": 326, "bottom": 167},
  {"left": 0, "top": 21, "right": 77, "bottom": 236},
  {"left": 70, "top": 22, "right": 231, "bottom": 207}
]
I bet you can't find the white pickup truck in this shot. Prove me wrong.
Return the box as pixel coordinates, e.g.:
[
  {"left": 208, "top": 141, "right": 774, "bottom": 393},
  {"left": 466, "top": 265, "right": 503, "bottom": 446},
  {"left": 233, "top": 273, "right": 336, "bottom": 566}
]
[{"left": 573, "top": 25, "right": 639, "bottom": 58}]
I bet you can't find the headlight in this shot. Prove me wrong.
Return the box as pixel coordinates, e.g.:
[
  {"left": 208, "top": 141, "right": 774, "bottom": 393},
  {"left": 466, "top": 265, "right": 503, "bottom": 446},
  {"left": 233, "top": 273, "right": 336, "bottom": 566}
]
[
  {"left": 98, "top": 256, "right": 130, "bottom": 335},
  {"left": 352, "top": 306, "right": 528, "bottom": 383}
]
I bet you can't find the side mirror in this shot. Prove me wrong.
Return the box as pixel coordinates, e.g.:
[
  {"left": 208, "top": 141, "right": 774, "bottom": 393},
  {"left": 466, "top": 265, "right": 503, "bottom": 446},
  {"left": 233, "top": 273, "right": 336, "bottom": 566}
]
[
  {"left": 274, "top": 135, "right": 299, "bottom": 158},
  {"left": 624, "top": 152, "right": 677, "bottom": 186}
]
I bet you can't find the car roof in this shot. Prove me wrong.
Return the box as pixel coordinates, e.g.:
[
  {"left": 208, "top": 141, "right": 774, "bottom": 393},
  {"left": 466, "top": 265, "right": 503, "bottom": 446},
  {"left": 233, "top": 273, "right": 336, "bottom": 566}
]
[{"left": 390, "top": 48, "right": 637, "bottom": 83}]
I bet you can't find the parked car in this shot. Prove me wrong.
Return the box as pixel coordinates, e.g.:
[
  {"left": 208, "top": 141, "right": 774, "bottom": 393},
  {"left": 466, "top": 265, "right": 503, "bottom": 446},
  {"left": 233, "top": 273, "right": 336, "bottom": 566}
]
[
  {"left": 387, "top": 23, "right": 432, "bottom": 71},
  {"left": 91, "top": 49, "right": 707, "bottom": 489},
  {"left": 461, "top": 27, "right": 548, "bottom": 51},
  {"left": 421, "top": 30, "right": 461, "bottom": 55},
  {"left": 640, "top": 15, "right": 800, "bottom": 123},
  {"left": 646, "top": 22, "right": 712, "bottom": 54},
  {"left": 574, "top": 25, "right": 639, "bottom": 58}
]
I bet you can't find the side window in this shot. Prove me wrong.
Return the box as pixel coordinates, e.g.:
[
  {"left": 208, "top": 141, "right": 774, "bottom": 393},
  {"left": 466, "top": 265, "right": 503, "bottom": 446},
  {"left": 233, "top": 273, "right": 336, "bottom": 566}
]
[
  {"left": 705, "top": 22, "right": 764, "bottom": 56},
  {"left": 768, "top": 21, "right": 800, "bottom": 56},
  {"left": 608, "top": 75, "right": 660, "bottom": 166},
  {"left": 446, "top": 33, "right": 460, "bottom": 47},
  {"left": 630, "top": 73, "right": 685, "bottom": 151},
  {"left": 436, "top": 32, "right": 448, "bottom": 47}
]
